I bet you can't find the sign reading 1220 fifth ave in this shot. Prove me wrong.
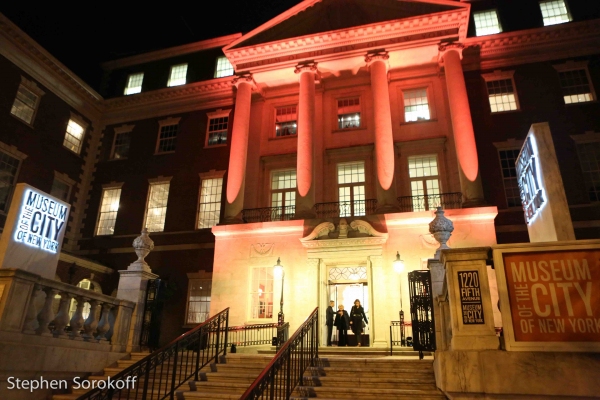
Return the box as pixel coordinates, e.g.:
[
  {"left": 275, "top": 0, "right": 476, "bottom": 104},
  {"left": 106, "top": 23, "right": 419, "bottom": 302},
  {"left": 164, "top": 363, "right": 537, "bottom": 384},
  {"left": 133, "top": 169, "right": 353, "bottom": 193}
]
[{"left": 0, "top": 183, "right": 70, "bottom": 279}]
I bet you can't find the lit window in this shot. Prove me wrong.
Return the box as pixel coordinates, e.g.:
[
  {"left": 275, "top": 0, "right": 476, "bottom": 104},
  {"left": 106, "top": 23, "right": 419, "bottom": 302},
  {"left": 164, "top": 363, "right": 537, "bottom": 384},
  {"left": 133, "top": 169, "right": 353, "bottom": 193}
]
[
  {"left": 50, "top": 178, "right": 71, "bottom": 202},
  {"left": 111, "top": 131, "right": 132, "bottom": 159},
  {"left": 11, "top": 78, "right": 43, "bottom": 125},
  {"left": 576, "top": 142, "right": 600, "bottom": 202},
  {"left": 403, "top": 89, "right": 430, "bottom": 122},
  {"left": 486, "top": 79, "right": 518, "bottom": 112},
  {"left": 63, "top": 118, "right": 86, "bottom": 154},
  {"left": 157, "top": 124, "right": 178, "bottom": 153},
  {"left": 68, "top": 280, "right": 95, "bottom": 322},
  {"left": 474, "top": 10, "right": 502, "bottom": 36},
  {"left": 0, "top": 151, "right": 21, "bottom": 224},
  {"left": 124, "top": 73, "right": 144, "bottom": 95},
  {"left": 168, "top": 63, "right": 188, "bottom": 87},
  {"left": 271, "top": 170, "right": 296, "bottom": 220},
  {"left": 187, "top": 279, "right": 212, "bottom": 324},
  {"left": 144, "top": 181, "right": 170, "bottom": 232},
  {"left": 408, "top": 155, "right": 441, "bottom": 211},
  {"left": 337, "top": 98, "right": 361, "bottom": 129},
  {"left": 497, "top": 149, "right": 522, "bottom": 207},
  {"left": 198, "top": 177, "right": 223, "bottom": 229},
  {"left": 558, "top": 69, "right": 594, "bottom": 104},
  {"left": 337, "top": 162, "right": 366, "bottom": 217},
  {"left": 251, "top": 267, "right": 274, "bottom": 319},
  {"left": 539, "top": 0, "right": 571, "bottom": 26},
  {"left": 275, "top": 106, "right": 297, "bottom": 137},
  {"left": 96, "top": 187, "right": 122, "bottom": 235},
  {"left": 214, "top": 56, "right": 234, "bottom": 78},
  {"left": 207, "top": 116, "right": 229, "bottom": 146}
]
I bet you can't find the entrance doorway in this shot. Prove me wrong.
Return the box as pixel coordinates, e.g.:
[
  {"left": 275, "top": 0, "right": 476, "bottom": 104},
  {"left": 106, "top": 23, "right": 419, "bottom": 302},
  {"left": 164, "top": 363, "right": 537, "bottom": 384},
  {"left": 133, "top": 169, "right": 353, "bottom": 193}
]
[{"left": 327, "top": 266, "right": 370, "bottom": 346}]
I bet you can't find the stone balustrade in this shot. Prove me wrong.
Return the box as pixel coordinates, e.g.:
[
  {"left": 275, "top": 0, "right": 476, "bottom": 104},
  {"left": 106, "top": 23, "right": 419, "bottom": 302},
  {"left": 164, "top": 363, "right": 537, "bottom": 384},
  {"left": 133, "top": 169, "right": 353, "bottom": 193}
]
[{"left": 0, "top": 268, "right": 135, "bottom": 352}]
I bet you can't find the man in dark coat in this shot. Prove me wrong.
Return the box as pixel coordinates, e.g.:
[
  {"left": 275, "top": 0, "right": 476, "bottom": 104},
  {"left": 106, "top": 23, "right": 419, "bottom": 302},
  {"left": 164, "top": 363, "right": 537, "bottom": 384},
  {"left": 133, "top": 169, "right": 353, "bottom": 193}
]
[
  {"left": 333, "top": 304, "right": 350, "bottom": 346},
  {"left": 326, "top": 300, "right": 335, "bottom": 346}
]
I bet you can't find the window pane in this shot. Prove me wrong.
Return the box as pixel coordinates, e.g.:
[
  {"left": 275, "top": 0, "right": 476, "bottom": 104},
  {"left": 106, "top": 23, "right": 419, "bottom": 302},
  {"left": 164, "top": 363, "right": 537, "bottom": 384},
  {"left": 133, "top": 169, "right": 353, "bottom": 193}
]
[
  {"left": 577, "top": 142, "right": 600, "bottom": 202},
  {"left": 168, "top": 64, "right": 188, "bottom": 87},
  {"left": 337, "top": 162, "right": 365, "bottom": 184},
  {"left": 271, "top": 170, "right": 297, "bottom": 190},
  {"left": 63, "top": 119, "right": 84, "bottom": 154},
  {"left": 275, "top": 106, "right": 297, "bottom": 137},
  {"left": 498, "top": 149, "right": 523, "bottom": 207},
  {"left": 404, "top": 89, "right": 430, "bottom": 122},
  {"left": 215, "top": 57, "right": 234, "bottom": 78},
  {"left": 251, "top": 267, "right": 274, "bottom": 319},
  {"left": 408, "top": 155, "right": 438, "bottom": 178},
  {"left": 337, "top": 98, "right": 361, "bottom": 129},
  {"left": 474, "top": 10, "right": 502, "bottom": 36},
  {"left": 207, "top": 116, "right": 229, "bottom": 146},
  {"left": 487, "top": 79, "right": 518, "bottom": 112},
  {"left": 11, "top": 85, "right": 38, "bottom": 124},
  {"left": 198, "top": 178, "right": 223, "bottom": 229},
  {"left": 271, "top": 170, "right": 297, "bottom": 216},
  {"left": 112, "top": 131, "right": 131, "bottom": 159},
  {"left": 145, "top": 182, "right": 170, "bottom": 232},
  {"left": 558, "top": 69, "right": 593, "bottom": 104},
  {"left": 187, "top": 279, "right": 212, "bottom": 324},
  {"left": 124, "top": 73, "right": 144, "bottom": 95},
  {"left": 540, "top": 0, "right": 570, "bottom": 26},
  {"left": 50, "top": 179, "right": 70, "bottom": 202},
  {"left": 97, "top": 188, "right": 121, "bottom": 235},
  {"left": 157, "top": 124, "right": 178, "bottom": 153}
]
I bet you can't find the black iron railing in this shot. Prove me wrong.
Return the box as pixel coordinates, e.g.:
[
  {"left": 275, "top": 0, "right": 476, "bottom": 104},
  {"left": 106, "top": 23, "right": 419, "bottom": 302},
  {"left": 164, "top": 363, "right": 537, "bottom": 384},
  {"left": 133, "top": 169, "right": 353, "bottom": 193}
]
[
  {"left": 389, "top": 315, "right": 413, "bottom": 355},
  {"left": 227, "top": 322, "right": 282, "bottom": 347},
  {"left": 313, "top": 199, "right": 377, "bottom": 218},
  {"left": 276, "top": 322, "right": 289, "bottom": 350},
  {"left": 242, "top": 206, "right": 296, "bottom": 223},
  {"left": 139, "top": 279, "right": 167, "bottom": 351},
  {"left": 240, "top": 308, "right": 319, "bottom": 399},
  {"left": 76, "top": 308, "right": 229, "bottom": 400},
  {"left": 409, "top": 270, "right": 436, "bottom": 359},
  {"left": 397, "top": 192, "right": 462, "bottom": 212}
]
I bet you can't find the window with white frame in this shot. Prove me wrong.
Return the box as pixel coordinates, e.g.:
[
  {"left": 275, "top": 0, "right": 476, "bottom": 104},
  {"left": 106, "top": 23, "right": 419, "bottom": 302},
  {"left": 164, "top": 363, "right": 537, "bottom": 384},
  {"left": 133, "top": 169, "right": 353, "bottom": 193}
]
[
  {"left": 555, "top": 64, "right": 595, "bottom": 104},
  {"left": 576, "top": 141, "right": 600, "bottom": 202},
  {"left": 207, "top": 115, "right": 229, "bottom": 146},
  {"left": 10, "top": 77, "right": 44, "bottom": 125},
  {"left": 250, "top": 267, "right": 274, "bottom": 319},
  {"left": 408, "top": 155, "right": 441, "bottom": 211},
  {"left": 156, "top": 122, "right": 178, "bottom": 153},
  {"left": 63, "top": 117, "right": 86, "bottom": 154},
  {"left": 539, "top": 0, "right": 571, "bottom": 26},
  {"left": 124, "top": 72, "right": 144, "bottom": 95},
  {"left": 474, "top": 10, "right": 502, "bottom": 36},
  {"left": 214, "top": 56, "right": 234, "bottom": 78},
  {"left": 271, "top": 170, "right": 296, "bottom": 220},
  {"left": 483, "top": 71, "right": 519, "bottom": 113},
  {"left": 167, "top": 63, "right": 188, "bottom": 87},
  {"left": 337, "top": 97, "right": 361, "bottom": 129},
  {"left": 111, "top": 128, "right": 132, "bottom": 160},
  {"left": 337, "top": 162, "right": 366, "bottom": 217},
  {"left": 197, "top": 177, "right": 223, "bottom": 229},
  {"left": 497, "top": 149, "right": 523, "bottom": 207},
  {"left": 96, "top": 186, "right": 122, "bottom": 235},
  {"left": 403, "top": 88, "right": 430, "bottom": 122},
  {"left": 144, "top": 181, "right": 170, "bottom": 232},
  {"left": 50, "top": 177, "right": 71, "bottom": 203},
  {"left": 186, "top": 278, "right": 212, "bottom": 324},
  {"left": 275, "top": 106, "right": 297, "bottom": 137}
]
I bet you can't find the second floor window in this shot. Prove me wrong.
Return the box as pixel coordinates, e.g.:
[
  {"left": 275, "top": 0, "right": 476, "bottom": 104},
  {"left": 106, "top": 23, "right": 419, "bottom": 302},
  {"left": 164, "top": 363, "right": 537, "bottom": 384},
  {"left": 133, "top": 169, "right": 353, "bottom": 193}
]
[
  {"left": 63, "top": 119, "right": 85, "bottom": 154},
  {"left": 214, "top": 56, "right": 234, "bottom": 78},
  {"left": 145, "top": 181, "right": 170, "bottom": 232},
  {"left": 207, "top": 116, "right": 229, "bottom": 146},
  {"left": 197, "top": 177, "right": 223, "bottom": 229},
  {"left": 96, "top": 187, "right": 122, "bottom": 235},
  {"left": 337, "top": 97, "right": 361, "bottom": 129},
  {"left": 558, "top": 68, "right": 594, "bottom": 104},
  {"left": 486, "top": 78, "right": 518, "bottom": 112},
  {"left": 576, "top": 141, "right": 600, "bottom": 202},
  {"left": 403, "top": 89, "right": 430, "bottom": 122},
  {"left": 156, "top": 123, "right": 178, "bottom": 153},
  {"left": 11, "top": 79, "right": 43, "bottom": 125},
  {"left": 50, "top": 178, "right": 71, "bottom": 203},
  {"left": 111, "top": 130, "right": 132, "bottom": 159},
  {"left": 474, "top": 10, "right": 502, "bottom": 36},
  {"left": 337, "top": 162, "right": 366, "bottom": 217},
  {"left": 271, "top": 170, "right": 296, "bottom": 220},
  {"left": 124, "top": 73, "right": 144, "bottom": 95},
  {"left": 497, "top": 149, "right": 522, "bottom": 208},
  {"left": 168, "top": 63, "right": 188, "bottom": 87},
  {"left": 275, "top": 106, "right": 297, "bottom": 137},
  {"left": 408, "top": 155, "right": 441, "bottom": 211},
  {"left": 540, "top": 0, "right": 571, "bottom": 26}
]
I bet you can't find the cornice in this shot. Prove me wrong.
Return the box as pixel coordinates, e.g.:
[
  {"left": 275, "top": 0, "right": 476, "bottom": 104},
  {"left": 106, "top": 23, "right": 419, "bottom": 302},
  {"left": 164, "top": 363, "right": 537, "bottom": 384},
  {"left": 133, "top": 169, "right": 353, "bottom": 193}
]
[
  {"left": 463, "top": 19, "right": 600, "bottom": 71},
  {"left": 224, "top": 9, "right": 469, "bottom": 72},
  {"left": 0, "top": 14, "right": 103, "bottom": 122}
]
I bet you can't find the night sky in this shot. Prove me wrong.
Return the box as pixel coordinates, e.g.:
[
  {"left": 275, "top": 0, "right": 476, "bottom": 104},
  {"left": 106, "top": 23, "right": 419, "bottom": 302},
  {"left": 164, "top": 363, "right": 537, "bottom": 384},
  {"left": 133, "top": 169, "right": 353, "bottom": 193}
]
[{"left": 0, "top": 1, "right": 303, "bottom": 91}]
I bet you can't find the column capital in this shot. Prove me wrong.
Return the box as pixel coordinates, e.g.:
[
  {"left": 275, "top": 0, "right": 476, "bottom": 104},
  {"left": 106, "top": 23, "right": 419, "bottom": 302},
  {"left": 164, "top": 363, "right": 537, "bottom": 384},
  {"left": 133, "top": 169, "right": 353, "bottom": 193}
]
[
  {"left": 294, "top": 61, "right": 319, "bottom": 75},
  {"left": 232, "top": 73, "right": 255, "bottom": 88},
  {"left": 438, "top": 42, "right": 465, "bottom": 61},
  {"left": 365, "top": 50, "right": 389, "bottom": 67}
]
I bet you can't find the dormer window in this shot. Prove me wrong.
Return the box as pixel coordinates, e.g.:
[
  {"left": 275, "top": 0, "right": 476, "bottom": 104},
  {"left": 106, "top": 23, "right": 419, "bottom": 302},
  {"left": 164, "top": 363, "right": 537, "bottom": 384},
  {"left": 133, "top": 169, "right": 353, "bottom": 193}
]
[
  {"left": 124, "top": 73, "right": 144, "bottom": 95},
  {"left": 539, "top": 0, "right": 571, "bottom": 26},
  {"left": 215, "top": 57, "right": 234, "bottom": 78},
  {"left": 168, "top": 63, "right": 188, "bottom": 87},
  {"left": 473, "top": 10, "right": 502, "bottom": 36}
]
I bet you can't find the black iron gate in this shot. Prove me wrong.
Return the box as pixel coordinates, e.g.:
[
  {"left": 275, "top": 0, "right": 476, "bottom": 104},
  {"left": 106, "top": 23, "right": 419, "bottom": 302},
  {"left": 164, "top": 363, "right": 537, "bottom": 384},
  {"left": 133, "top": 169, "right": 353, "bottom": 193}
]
[
  {"left": 139, "top": 278, "right": 167, "bottom": 351},
  {"left": 408, "top": 270, "right": 436, "bottom": 359}
]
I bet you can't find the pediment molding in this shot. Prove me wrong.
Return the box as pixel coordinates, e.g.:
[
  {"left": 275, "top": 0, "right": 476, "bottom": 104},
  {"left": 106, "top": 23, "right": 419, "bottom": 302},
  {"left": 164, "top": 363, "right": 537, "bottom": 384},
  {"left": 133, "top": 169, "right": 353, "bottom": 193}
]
[{"left": 300, "top": 219, "right": 388, "bottom": 249}]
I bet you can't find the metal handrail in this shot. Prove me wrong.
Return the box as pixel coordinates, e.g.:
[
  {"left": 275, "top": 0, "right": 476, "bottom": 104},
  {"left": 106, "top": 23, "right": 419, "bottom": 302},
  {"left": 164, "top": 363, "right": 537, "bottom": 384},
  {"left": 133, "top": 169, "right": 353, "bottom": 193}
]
[
  {"left": 242, "top": 206, "right": 296, "bottom": 223},
  {"left": 397, "top": 192, "right": 462, "bottom": 212},
  {"left": 389, "top": 320, "right": 413, "bottom": 356},
  {"left": 76, "top": 308, "right": 229, "bottom": 400},
  {"left": 227, "top": 322, "right": 280, "bottom": 347},
  {"left": 313, "top": 199, "right": 377, "bottom": 218},
  {"left": 240, "top": 308, "right": 319, "bottom": 399}
]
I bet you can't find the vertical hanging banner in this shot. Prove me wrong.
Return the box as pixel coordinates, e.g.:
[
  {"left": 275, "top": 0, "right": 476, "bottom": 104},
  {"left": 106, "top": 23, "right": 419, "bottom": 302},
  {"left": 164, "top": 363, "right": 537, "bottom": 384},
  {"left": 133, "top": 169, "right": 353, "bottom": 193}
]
[
  {"left": 502, "top": 250, "right": 600, "bottom": 342},
  {"left": 0, "top": 183, "right": 70, "bottom": 279}
]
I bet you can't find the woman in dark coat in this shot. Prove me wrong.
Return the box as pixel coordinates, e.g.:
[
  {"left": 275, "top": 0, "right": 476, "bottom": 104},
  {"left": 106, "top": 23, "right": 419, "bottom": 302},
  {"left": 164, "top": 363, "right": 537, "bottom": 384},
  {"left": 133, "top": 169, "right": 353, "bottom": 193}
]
[
  {"left": 333, "top": 304, "right": 350, "bottom": 346},
  {"left": 349, "top": 299, "right": 368, "bottom": 346}
]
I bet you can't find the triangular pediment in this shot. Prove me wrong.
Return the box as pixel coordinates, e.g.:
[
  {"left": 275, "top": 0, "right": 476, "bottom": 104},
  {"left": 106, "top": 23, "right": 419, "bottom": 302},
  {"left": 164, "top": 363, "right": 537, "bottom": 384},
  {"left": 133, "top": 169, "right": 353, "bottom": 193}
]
[{"left": 230, "top": 0, "right": 466, "bottom": 50}]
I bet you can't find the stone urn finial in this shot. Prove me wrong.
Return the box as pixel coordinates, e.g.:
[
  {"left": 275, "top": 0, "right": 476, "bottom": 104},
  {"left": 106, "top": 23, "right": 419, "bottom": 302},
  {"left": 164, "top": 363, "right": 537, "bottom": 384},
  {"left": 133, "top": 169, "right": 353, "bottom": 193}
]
[
  {"left": 429, "top": 207, "right": 454, "bottom": 259},
  {"left": 130, "top": 228, "right": 154, "bottom": 271}
]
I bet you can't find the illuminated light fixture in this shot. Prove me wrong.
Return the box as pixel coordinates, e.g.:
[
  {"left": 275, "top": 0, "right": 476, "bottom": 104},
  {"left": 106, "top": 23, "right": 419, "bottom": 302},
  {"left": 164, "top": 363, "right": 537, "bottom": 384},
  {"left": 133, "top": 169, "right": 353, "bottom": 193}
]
[{"left": 393, "top": 251, "right": 405, "bottom": 274}]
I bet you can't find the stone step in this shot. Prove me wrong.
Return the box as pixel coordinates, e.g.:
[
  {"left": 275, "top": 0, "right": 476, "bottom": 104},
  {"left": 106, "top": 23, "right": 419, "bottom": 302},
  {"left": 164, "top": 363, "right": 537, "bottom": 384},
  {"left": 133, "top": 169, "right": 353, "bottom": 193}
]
[
  {"left": 302, "top": 375, "right": 437, "bottom": 388},
  {"left": 293, "top": 386, "right": 447, "bottom": 399},
  {"left": 188, "top": 380, "right": 251, "bottom": 392},
  {"left": 182, "top": 392, "right": 243, "bottom": 400},
  {"left": 192, "top": 371, "right": 259, "bottom": 383}
]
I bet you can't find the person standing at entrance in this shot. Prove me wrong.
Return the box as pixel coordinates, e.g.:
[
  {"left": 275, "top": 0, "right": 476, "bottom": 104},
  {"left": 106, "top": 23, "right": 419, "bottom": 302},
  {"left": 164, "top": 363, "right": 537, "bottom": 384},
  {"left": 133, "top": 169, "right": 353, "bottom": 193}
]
[
  {"left": 334, "top": 304, "right": 350, "bottom": 346},
  {"left": 326, "top": 300, "right": 335, "bottom": 346},
  {"left": 350, "top": 299, "right": 368, "bottom": 346}
]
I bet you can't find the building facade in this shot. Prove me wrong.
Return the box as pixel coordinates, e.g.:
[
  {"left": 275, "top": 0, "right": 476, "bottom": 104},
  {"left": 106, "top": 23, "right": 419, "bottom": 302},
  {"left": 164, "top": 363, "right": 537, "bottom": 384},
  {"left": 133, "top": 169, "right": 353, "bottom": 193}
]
[{"left": 1, "top": 0, "right": 600, "bottom": 346}]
